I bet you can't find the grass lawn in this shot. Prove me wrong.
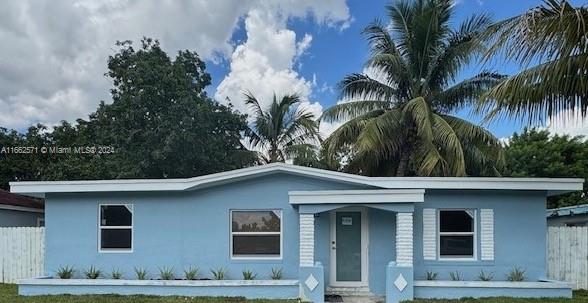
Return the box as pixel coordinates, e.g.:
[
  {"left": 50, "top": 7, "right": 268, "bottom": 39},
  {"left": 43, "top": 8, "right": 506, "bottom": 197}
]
[
  {"left": 3, "top": 284, "right": 588, "bottom": 303},
  {"left": 0, "top": 284, "right": 298, "bottom": 303},
  {"left": 407, "top": 290, "right": 588, "bottom": 303}
]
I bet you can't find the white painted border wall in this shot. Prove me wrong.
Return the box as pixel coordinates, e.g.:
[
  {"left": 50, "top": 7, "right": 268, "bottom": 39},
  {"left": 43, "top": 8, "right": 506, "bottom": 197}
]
[{"left": 0, "top": 227, "right": 44, "bottom": 283}]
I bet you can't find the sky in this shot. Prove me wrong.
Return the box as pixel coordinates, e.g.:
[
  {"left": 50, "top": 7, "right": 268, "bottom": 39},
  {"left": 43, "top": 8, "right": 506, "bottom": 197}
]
[{"left": 0, "top": 0, "right": 586, "bottom": 139}]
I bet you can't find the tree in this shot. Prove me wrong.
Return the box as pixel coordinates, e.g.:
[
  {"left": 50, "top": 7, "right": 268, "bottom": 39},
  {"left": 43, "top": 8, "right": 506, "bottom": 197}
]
[
  {"left": 244, "top": 92, "right": 321, "bottom": 163},
  {"left": 480, "top": 0, "right": 588, "bottom": 123},
  {"left": 505, "top": 128, "right": 588, "bottom": 209},
  {"left": 322, "top": 0, "right": 504, "bottom": 177},
  {"left": 0, "top": 38, "right": 256, "bottom": 188}
]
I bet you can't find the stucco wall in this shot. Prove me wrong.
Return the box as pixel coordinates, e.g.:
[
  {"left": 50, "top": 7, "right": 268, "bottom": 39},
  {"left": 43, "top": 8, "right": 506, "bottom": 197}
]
[
  {"left": 0, "top": 208, "right": 43, "bottom": 227},
  {"left": 44, "top": 174, "right": 368, "bottom": 281},
  {"left": 413, "top": 190, "right": 548, "bottom": 283},
  {"left": 44, "top": 173, "right": 549, "bottom": 297}
]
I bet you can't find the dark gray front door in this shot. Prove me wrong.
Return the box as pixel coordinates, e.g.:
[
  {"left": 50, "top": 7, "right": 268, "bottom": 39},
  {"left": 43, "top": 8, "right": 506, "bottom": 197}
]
[{"left": 335, "top": 211, "right": 362, "bottom": 282}]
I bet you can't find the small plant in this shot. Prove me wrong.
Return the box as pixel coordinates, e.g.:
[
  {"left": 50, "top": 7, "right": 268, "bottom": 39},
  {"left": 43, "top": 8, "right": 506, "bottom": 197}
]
[
  {"left": 507, "top": 267, "right": 526, "bottom": 281},
  {"left": 56, "top": 266, "right": 75, "bottom": 279},
  {"left": 159, "top": 267, "right": 175, "bottom": 280},
  {"left": 111, "top": 268, "right": 123, "bottom": 279},
  {"left": 211, "top": 267, "right": 227, "bottom": 280},
  {"left": 184, "top": 266, "right": 199, "bottom": 280},
  {"left": 449, "top": 271, "right": 462, "bottom": 281},
  {"left": 242, "top": 269, "right": 257, "bottom": 280},
  {"left": 425, "top": 271, "right": 438, "bottom": 281},
  {"left": 478, "top": 270, "right": 494, "bottom": 281},
  {"left": 134, "top": 267, "right": 148, "bottom": 280},
  {"left": 84, "top": 266, "right": 101, "bottom": 279},
  {"left": 270, "top": 267, "right": 283, "bottom": 280}
]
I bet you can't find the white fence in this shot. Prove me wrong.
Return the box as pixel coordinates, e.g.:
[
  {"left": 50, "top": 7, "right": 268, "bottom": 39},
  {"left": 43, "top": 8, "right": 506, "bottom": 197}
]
[
  {"left": 0, "top": 227, "right": 44, "bottom": 283},
  {"left": 547, "top": 226, "right": 588, "bottom": 290}
]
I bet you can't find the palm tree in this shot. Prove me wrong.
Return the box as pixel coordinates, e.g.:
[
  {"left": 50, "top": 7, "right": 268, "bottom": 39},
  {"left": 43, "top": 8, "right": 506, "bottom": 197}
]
[
  {"left": 322, "top": 0, "right": 504, "bottom": 177},
  {"left": 245, "top": 92, "right": 321, "bottom": 164},
  {"left": 479, "top": 0, "right": 588, "bottom": 123}
]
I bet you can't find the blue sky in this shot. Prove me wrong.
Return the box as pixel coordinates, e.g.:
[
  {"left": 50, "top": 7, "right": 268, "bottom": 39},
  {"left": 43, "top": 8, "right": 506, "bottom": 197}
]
[{"left": 205, "top": 0, "right": 583, "bottom": 138}]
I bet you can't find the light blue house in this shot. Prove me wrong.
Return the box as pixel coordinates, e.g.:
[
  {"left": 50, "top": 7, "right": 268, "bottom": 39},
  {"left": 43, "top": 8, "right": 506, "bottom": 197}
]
[{"left": 11, "top": 163, "right": 583, "bottom": 302}]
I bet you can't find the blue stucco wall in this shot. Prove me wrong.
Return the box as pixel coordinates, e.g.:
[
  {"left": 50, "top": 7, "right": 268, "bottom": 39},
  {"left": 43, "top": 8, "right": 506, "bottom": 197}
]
[
  {"left": 43, "top": 173, "right": 549, "bottom": 298},
  {"left": 0, "top": 208, "right": 43, "bottom": 227},
  {"left": 413, "top": 190, "right": 548, "bottom": 282},
  {"left": 44, "top": 174, "right": 368, "bottom": 281}
]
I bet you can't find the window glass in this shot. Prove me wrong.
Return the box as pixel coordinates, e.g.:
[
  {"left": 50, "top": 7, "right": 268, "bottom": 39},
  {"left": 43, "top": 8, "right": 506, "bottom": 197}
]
[
  {"left": 440, "top": 235, "right": 474, "bottom": 256},
  {"left": 440, "top": 210, "right": 473, "bottom": 232},
  {"left": 101, "top": 205, "right": 132, "bottom": 226},
  {"left": 232, "top": 210, "right": 280, "bottom": 232},
  {"left": 101, "top": 229, "right": 132, "bottom": 249},
  {"left": 231, "top": 210, "right": 281, "bottom": 258},
  {"left": 232, "top": 235, "right": 280, "bottom": 255}
]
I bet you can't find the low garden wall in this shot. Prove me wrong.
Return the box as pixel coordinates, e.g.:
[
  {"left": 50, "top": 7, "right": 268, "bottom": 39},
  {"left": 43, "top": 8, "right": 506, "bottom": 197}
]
[
  {"left": 414, "top": 280, "right": 572, "bottom": 299},
  {"left": 19, "top": 277, "right": 299, "bottom": 299}
]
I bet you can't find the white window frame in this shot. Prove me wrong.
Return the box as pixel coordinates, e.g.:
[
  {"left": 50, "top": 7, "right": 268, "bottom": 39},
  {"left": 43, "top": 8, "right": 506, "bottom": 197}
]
[
  {"left": 437, "top": 209, "right": 477, "bottom": 261},
  {"left": 229, "top": 209, "right": 283, "bottom": 260},
  {"left": 98, "top": 204, "right": 133, "bottom": 253}
]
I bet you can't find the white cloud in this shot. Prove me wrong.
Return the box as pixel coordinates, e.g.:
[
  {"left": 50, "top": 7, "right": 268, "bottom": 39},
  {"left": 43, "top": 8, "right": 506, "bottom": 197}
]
[
  {"left": 0, "top": 0, "right": 350, "bottom": 130},
  {"left": 214, "top": 2, "right": 350, "bottom": 140}
]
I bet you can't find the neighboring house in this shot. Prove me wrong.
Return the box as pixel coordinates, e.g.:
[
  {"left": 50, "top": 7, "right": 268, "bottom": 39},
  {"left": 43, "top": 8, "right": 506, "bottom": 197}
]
[
  {"left": 0, "top": 189, "right": 44, "bottom": 227},
  {"left": 547, "top": 204, "right": 588, "bottom": 227},
  {"left": 11, "top": 163, "right": 583, "bottom": 303}
]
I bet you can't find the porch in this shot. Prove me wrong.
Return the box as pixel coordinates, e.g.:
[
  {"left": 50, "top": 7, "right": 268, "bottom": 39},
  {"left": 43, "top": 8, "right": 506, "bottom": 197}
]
[{"left": 290, "top": 189, "right": 424, "bottom": 303}]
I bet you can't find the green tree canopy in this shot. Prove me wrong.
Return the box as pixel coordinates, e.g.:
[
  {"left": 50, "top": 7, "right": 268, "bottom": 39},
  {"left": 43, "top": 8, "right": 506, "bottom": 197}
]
[
  {"left": 505, "top": 128, "right": 588, "bottom": 209},
  {"left": 0, "top": 38, "right": 255, "bottom": 189},
  {"left": 322, "top": 0, "right": 504, "bottom": 177}
]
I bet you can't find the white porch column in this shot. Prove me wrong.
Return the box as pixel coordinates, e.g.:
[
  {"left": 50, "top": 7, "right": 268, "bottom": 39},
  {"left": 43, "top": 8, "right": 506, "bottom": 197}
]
[
  {"left": 299, "top": 214, "right": 315, "bottom": 267},
  {"left": 396, "top": 212, "right": 413, "bottom": 267}
]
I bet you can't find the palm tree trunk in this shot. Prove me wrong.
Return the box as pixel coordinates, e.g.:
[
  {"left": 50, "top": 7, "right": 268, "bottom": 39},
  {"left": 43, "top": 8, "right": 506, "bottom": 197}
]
[{"left": 396, "top": 151, "right": 410, "bottom": 177}]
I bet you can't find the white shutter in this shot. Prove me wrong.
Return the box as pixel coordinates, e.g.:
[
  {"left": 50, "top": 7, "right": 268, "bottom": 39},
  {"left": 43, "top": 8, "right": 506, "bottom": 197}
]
[
  {"left": 423, "top": 208, "right": 436, "bottom": 260},
  {"left": 480, "top": 209, "right": 494, "bottom": 261}
]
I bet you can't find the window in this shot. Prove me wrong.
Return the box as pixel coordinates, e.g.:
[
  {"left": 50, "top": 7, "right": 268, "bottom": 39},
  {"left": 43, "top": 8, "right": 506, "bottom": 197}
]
[
  {"left": 230, "top": 210, "right": 282, "bottom": 259},
  {"left": 438, "top": 209, "right": 475, "bottom": 259},
  {"left": 99, "top": 204, "right": 133, "bottom": 252},
  {"left": 37, "top": 218, "right": 45, "bottom": 227}
]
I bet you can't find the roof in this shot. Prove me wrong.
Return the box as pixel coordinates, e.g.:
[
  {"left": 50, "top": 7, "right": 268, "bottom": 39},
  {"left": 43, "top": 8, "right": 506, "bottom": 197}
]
[
  {"left": 547, "top": 204, "right": 588, "bottom": 218},
  {"left": 0, "top": 189, "right": 44, "bottom": 211},
  {"left": 9, "top": 163, "right": 584, "bottom": 198}
]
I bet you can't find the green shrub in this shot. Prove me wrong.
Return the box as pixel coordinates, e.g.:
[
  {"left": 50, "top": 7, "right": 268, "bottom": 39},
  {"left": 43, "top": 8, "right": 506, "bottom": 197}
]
[
  {"left": 242, "top": 269, "right": 257, "bottom": 280},
  {"left": 56, "top": 266, "right": 75, "bottom": 279},
  {"left": 507, "top": 267, "right": 526, "bottom": 281},
  {"left": 111, "top": 269, "right": 123, "bottom": 279},
  {"left": 134, "top": 267, "right": 148, "bottom": 280},
  {"left": 84, "top": 266, "right": 101, "bottom": 279},
  {"left": 270, "top": 267, "right": 283, "bottom": 280},
  {"left": 211, "top": 267, "right": 227, "bottom": 280},
  {"left": 425, "top": 271, "right": 438, "bottom": 281},
  {"left": 478, "top": 270, "right": 494, "bottom": 281},
  {"left": 159, "top": 267, "right": 175, "bottom": 280},
  {"left": 184, "top": 266, "right": 199, "bottom": 280},
  {"left": 449, "top": 271, "right": 462, "bottom": 281}
]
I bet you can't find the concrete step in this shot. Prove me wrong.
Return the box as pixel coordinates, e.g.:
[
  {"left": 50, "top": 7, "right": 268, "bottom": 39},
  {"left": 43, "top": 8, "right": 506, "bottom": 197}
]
[{"left": 326, "top": 287, "right": 384, "bottom": 302}]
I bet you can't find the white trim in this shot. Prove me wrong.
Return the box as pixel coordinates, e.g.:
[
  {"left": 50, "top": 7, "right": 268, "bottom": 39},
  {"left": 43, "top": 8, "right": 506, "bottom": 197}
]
[
  {"left": 329, "top": 208, "right": 369, "bottom": 288},
  {"left": 19, "top": 278, "right": 299, "bottom": 287},
  {"left": 0, "top": 204, "right": 44, "bottom": 213},
  {"left": 422, "top": 208, "right": 436, "bottom": 260},
  {"left": 414, "top": 280, "right": 571, "bottom": 289},
  {"left": 229, "top": 209, "right": 282, "bottom": 260},
  {"left": 289, "top": 189, "right": 424, "bottom": 204},
  {"left": 437, "top": 209, "right": 477, "bottom": 261},
  {"left": 396, "top": 212, "right": 414, "bottom": 267},
  {"left": 480, "top": 209, "right": 494, "bottom": 261},
  {"left": 10, "top": 163, "right": 583, "bottom": 198},
  {"left": 299, "top": 214, "right": 314, "bottom": 267},
  {"left": 98, "top": 204, "right": 133, "bottom": 253}
]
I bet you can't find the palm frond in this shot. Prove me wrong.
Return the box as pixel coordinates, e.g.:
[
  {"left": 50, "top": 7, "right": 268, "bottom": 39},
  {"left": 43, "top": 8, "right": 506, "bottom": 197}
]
[
  {"left": 338, "top": 73, "right": 397, "bottom": 103},
  {"left": 321, "top": 100, "right": 390, "bottom": 123},
  {"left": 435, "top": 71, "right": 505, "bottom": 113}
]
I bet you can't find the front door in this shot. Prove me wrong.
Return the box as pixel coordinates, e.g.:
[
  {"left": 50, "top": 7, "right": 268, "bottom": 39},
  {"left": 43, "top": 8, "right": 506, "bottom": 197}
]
[{"left": 330, "top": 209, "right": 368, "bottom": 287}]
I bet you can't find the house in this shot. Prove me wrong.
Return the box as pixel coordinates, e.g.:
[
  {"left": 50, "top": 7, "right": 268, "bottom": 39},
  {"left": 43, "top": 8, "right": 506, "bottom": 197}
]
[
  {"left": 11, "top": 163, "right": 583, "bottom": 303},
  {"left": 547, "top": 204, "right": 588, "bottom": 227},
  {"left": 0, "top": 189, "right": 44, "bottom": 227}
]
